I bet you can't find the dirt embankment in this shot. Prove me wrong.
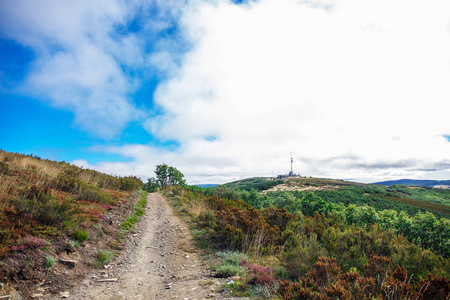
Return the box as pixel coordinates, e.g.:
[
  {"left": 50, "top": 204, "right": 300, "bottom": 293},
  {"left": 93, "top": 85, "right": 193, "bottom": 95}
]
[{"left": 58, "top": 193, "right": 233, "bottom": 300}]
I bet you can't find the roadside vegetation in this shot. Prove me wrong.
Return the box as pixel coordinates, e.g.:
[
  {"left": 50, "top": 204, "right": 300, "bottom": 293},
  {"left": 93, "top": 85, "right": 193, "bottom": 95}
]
[
  {"left": 163, "top": 177, "right": 450, "bottom": 299},
  {"left": 0, "top": 150, "right": 144, "bottom": 298}
]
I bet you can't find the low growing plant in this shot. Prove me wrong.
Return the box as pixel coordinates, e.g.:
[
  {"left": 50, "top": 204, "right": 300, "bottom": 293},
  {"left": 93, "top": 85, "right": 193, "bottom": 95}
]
[
  {"left": 44, "top": 255, "right": 56, "bottom": 268},
  {"left": 74, "top": 229, "right": 89, "bottom": 242},
  {"left": 212, "top": 251, "right": 248, "bottom": 278},
  {"left": 95, "top": 250, "right": 114, "bottom": 268},
  {"left": 10, "top": 236, "right": 48, "bottom": 252},
  {"left": 121, "top": 191, "right": 147, "bottom": 231}
]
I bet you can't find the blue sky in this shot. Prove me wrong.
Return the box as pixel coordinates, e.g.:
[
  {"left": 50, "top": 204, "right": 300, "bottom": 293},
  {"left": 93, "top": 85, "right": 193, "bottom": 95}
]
[{"left": 1, "top": 0, "right": 450, "bottom": 184}]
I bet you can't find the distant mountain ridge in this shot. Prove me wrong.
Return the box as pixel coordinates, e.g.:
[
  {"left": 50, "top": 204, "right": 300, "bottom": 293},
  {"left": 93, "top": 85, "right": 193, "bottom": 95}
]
[
  {"left": 195, "top": 184, "right": 219, "bottom": 188},
  {"left": 374, "top": 179, "right": 450, "bottom": 187}
]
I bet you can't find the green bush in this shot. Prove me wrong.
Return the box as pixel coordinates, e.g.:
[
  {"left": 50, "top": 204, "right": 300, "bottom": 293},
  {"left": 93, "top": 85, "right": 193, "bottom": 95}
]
[
  {"left": 13, "top": 189, "right": 73, "bottom": 226},
  {"left": 74, "top": 229, "right": 89, "bottom": 242},
  {"left": 51, "top": 174, "right": 80, "bottom": 193},
  {"left": 77, "top": 183, "right": 114, "bottom": 204},
  {"left": 95, "top": 250, "right": 115, "bottom": 268},
  {"left": 212, "top": 251, "right": 248, "bottom": 277},
  {"left": 118, "top": 176, "right": 143, "bottom": 191},
  {"left": 44, "top": 255, "right": 56, "bottom": 268}
]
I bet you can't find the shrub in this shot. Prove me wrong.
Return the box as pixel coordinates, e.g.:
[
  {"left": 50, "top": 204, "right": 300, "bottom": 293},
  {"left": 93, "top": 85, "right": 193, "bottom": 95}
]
[
  {"left": 95, "top": 250, "right": 114, "bottom": 268},
  {"left": 51, "top": 174, "right": 79, "bottom": 193},
  {"left": 212, "top": 251, "right": 248, "bottom": 277},
  {"left": 44, "top": 255, "right": 56, "bottom": 268},
  {"left": 198, "top": 210, "right": 217, "bottom": 228},
  {"left": 241, "top": 260, "right": 275, "bottom": 287},
  {"left": 0, "top": 161, "right": 10, "bottom": 175},
  {"left": 64, "top": 240, "right": 81, "bottom": 253},
  {"left": 216, "top": 206, "right": 293, "bottom": 254},
  {"left": 13, "top": 190, "right": 74, "bottom": 226},
  {"left": 74, "top": 229, "right": 89, "bottom": 242},
  {"left": 10, "top": 236, "right": 48, "bottom": 252},
  {"left": 118, "top": 176, "right": 143, "bottom": 191},
  {"left": 77, "top": 183, "right": 114, "bottom": 204}
]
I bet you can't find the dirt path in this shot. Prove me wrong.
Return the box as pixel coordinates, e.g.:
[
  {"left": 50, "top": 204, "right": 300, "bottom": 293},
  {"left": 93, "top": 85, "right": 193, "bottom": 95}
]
[{"left": 65, "top": 193, "right": 230, "bottom": 300}]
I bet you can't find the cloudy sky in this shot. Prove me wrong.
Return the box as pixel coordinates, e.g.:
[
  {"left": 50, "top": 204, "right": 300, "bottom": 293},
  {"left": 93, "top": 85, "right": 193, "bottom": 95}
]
[{"left": 1, "top": 0, "right": 450, "bottom": 184}]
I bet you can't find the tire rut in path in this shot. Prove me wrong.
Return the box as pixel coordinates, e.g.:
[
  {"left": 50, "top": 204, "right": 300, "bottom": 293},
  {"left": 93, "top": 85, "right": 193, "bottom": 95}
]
[{"left": 69, "top": 193, "right": 227, "bottom": 300}]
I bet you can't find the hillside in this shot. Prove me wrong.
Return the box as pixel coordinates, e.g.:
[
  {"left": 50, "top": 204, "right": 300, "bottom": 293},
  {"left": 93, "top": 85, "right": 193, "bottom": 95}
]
[
  {"left": 222, "top": 176, "right": 450, "bottom": 218},
  {"left": 173, "top": 181, "right": 450, "bottom": 298},
  {"left": 224, "top": 177, "right": 285, "bottom": 191},
  {"left": 374, "top": 178, "right": 450, "bottom": 188},
  {"left": 0, "top": 150, "right": 143, "bottom": 298},
  {"left": 2, "top": 155, "right": 449, "bottom": 299}
]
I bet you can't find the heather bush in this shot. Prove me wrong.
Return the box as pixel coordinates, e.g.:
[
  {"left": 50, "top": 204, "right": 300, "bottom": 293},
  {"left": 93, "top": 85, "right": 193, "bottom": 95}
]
[
  {"left": 10, "top": 236, "right": 47, "bottom": 252},
  {"left": 13, "top": 188, "right": 74, "bottom": 226},
  {"left": 51, "top": 173, "right": 80, "bottom": 193},
  {"left": 216, "top": 206, "right": 294, "bottom": 254},
  {"left": 77, "top": 183, "right": 114, "bottom": 205},
  {"left": 241, "top": 260, "right": 276, "bottom": 287}
]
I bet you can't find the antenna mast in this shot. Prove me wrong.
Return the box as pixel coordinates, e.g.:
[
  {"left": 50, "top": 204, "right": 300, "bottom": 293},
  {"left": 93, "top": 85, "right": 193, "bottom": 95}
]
[{"left": 290, "top": 152, "right": 293, "bottom": 176}]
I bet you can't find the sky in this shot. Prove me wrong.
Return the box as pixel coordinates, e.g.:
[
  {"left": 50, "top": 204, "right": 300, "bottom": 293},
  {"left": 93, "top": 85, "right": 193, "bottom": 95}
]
[{"left": 1, "top": 0, "right": 450, "bottom": 184}]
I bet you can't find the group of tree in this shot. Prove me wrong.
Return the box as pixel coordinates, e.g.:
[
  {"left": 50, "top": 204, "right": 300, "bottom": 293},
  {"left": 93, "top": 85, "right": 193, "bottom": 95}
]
[
  {"left": 144, "top": 163, "right": 185, "bottom": 192},
  {"left": 190, "top": 184, "right": 450, "bottom": 258},
  {"left": 170, "top": 185, "right": 450, "bottom": 299}
]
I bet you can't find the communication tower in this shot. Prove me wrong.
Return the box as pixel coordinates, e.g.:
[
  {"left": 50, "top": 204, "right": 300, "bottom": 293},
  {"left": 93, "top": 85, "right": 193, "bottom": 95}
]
[{"left": 289, "top": 152, "right": 294, "bottom": 176}]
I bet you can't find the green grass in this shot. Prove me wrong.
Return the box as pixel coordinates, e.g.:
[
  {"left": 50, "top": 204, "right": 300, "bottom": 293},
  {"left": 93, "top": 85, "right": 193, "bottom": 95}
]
[
  {"left": 74, "top": 229, "right": 89, "bottom": 242},
  {"left": 224, "top": 177, "right": 284, "bottom": 191},
  {"left": 211, "top": 251, "right": 248, "bottom": 277},
  {"left": 120, "top": 191, "right": 147, "bottom": 231},
  {"left": 95, "top": 250, "right": 115, "bottom": 268},
  {"left": 387, "top": 196, "right": 450, "bottom": 215},
  {"left": 44, "top": 255, "right": 55, "bottom": 268}
]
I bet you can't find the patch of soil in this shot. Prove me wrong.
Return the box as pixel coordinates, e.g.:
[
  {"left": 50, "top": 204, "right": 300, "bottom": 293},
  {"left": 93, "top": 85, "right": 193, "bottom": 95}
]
[{"left": 263, "top": 184, "right": 338, "bottom": 193}]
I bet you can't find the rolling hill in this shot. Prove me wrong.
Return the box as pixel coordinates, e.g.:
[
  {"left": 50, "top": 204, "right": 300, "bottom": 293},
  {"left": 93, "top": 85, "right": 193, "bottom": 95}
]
[{"left": 374, "top": 178, "right": 450, "bottom": 187}]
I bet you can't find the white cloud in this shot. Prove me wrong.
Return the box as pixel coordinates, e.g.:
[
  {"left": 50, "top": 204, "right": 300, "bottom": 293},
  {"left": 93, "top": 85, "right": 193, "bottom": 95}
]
[
  {"left": 0, "top": 0, "right": 188, "bottom": 138},
  {"left": 139, "top": 0, "right": 450, "bottom": 183},
  {"left": 5, "top": 0, "right": 450, "bottom": 183},
  {"left": 0, "top": 0, "right": 144, "bottom": 138}
]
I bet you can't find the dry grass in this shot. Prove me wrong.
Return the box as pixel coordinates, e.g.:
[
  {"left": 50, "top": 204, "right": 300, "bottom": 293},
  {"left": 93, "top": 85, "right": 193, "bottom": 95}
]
[
  {"left": 0, "top": 152, "right": 61, "bottom": 178},
  {"left": 241, "top": 229, "right": 268, "bottom": 257},
  {"left": 18, "top": 157, "right": 61, "bottom": 178},
  {"left": 188, "top": 200, "right": 210, "bottom": 217},
  {"left": 0, "top": 150, "right": 141, "bottom": 256}
]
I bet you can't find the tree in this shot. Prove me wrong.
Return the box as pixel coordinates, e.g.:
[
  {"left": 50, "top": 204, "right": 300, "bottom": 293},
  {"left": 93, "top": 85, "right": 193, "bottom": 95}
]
[
  {"left": 144, "top": 177, "right": 160, "bottom": 192},
  {"left": 300, "top": 193, "right": 331, "bottom": 217},
  {"left": 155, "top": 163, "right": 169, "bottom": 189},
  {"left": 168, "top": 166, "right": 186, "bottom": 186},
  {"left": 154, "top": 164, "right": 185, "bottom": 190}
]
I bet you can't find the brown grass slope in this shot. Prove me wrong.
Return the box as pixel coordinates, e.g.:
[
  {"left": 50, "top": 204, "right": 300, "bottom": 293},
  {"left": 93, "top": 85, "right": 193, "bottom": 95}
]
[{"left": 0, "top": 150, "right": 143, "bottom": 299}]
